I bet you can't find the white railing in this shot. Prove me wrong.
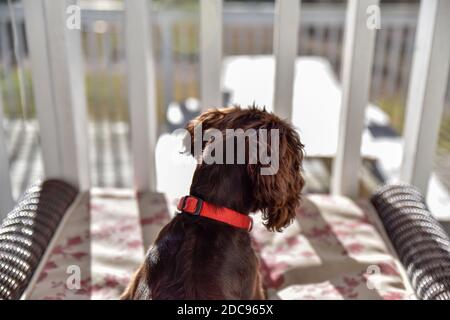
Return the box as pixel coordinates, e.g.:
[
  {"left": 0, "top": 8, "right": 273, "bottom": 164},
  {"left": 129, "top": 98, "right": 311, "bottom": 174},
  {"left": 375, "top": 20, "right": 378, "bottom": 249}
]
[
  {"left": 0, "top": 103, "right": 13, "bottom": 217},
  {"left": 0, "top": 3, "right": 425, "bottom": 119},
  {"left": 0, "top": 0, "right": 90, "bottom": 218},
  {"left": 1, "top": 0, "right": 449, "bottom": 218},
  {"left": 331, "top": 0, "right": 379, "bottom": 197},
  {"left": 200, "top": 0, "right": 223, "bottom": 111},
  {"left": 23, "top": 0, "right": 90, "bottom": 191},
  {"left": 124, "top": 0, "right": 158, "bottom": 191},
  {"left": 400, "top": 0, "right": 450, "bottom": 195},
  {"left": 272, "top": 0, "right": 300, "bottom": 120}
]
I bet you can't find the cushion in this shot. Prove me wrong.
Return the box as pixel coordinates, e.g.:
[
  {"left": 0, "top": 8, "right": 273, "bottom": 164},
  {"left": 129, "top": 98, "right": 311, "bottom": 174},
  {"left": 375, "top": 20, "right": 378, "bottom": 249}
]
[
  {"left": 252, "top": 195, "right": 415, "bottom": 300},
  {"left": 24, "top": 190, "right": 415, "bottom": 300}
]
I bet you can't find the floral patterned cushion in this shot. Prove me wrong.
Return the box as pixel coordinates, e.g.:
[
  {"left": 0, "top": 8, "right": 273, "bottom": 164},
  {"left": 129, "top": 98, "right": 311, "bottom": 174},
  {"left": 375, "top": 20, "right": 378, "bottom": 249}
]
[
  {"left": 24, "top": 190, "right": 415, "bottom": 300},
  {"left": 252, "top": 195, "right": 415, "bottom": 300}
]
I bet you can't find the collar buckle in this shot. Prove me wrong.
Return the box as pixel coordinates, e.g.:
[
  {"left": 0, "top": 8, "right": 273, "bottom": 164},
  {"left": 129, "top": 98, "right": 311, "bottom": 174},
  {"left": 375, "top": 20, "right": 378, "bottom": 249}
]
[
  {"left": 178, "top": 196, "right": 204, "bottom": 216},
  {"left": 178, "top": 196, "right": 188, "bottom": 213},
  {"left": 192, "top": 197, "right": 204, "bottom": 216}
]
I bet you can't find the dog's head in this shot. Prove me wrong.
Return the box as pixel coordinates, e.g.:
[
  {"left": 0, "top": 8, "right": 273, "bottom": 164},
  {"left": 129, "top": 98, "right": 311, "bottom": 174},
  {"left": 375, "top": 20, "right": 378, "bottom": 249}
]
[{"left": 184, "top": 106, "right": 305, "bottom": 232}]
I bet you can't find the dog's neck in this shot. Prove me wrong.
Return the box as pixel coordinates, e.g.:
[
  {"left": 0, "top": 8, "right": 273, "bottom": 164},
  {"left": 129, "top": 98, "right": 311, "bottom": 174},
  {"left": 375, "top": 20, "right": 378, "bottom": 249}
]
[{"left": 189, "top": 164, "right": 254, "bottom": 215}]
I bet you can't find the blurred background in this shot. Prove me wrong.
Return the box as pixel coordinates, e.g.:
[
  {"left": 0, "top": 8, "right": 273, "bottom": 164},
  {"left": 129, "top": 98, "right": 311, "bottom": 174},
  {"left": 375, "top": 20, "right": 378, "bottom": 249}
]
[{"left": 0, "top": 0, "right": 449, "bottom": 211}]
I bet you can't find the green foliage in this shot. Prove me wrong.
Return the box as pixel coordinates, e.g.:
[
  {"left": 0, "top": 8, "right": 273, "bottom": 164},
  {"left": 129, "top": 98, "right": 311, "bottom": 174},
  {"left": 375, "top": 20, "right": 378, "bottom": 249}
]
[
  {"left": 0, "top": 67, "right": 35, "bottom": 119},
  {"left": 2, "top": 66, "right": 449, "bottom": 154},
  {"left": 377, "top": 95, "right": 450, "bottom": 152}
]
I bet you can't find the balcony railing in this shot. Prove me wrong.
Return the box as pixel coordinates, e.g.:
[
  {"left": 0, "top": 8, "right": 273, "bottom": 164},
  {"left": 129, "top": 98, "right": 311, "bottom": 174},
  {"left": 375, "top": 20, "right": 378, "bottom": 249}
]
[{"left": 0, "top": 0, "right": 449, "bottom": 220}]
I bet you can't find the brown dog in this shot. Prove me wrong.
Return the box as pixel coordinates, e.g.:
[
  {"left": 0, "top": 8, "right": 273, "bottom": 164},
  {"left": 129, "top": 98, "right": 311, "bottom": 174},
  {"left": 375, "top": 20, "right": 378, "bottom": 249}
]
[{"left": 121, "top": 106, "right": 304, "bottom": 299}]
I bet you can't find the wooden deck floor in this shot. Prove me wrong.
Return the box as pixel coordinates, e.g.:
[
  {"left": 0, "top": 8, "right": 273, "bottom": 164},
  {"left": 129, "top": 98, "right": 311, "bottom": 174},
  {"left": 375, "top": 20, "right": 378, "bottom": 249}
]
[
  {"left": 4, "top": 119, "right": 450, "bottom": 235},
  {"left": 3, "top": 120, "right": 383, "bottom": 200}
]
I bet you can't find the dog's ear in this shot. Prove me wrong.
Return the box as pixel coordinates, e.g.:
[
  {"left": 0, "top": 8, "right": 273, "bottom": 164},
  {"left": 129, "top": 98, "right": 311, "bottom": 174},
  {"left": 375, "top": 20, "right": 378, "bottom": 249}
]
[{"left": 248, "top": 121, "right": 305, "bottom": 232}]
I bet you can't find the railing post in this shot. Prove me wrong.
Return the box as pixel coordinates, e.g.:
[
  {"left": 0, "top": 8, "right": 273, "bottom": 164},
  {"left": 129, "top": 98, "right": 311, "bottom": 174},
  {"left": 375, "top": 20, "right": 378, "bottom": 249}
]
[
  {"left": 160, "top": 16, "right": 174, "bottom": 112},
  {"left": 0, "top": 112, "right": 13, "bottom": 219},
  {"left": 331, "top": 0, "right": 379, "bottom": 197},
  {"left": 23, "top": 0, "right": 90, "bottom": 190},
  {"left": 272, "top": 0, "right": 300, "bottom": 120},
  {"left": 400, "top": 0, "right": 450, "bottom": 195},
  {"left": 200, "top": 0, "right": 223, "bottom": 110},
  {"left": 125, "top": 0, "right": 158, "bottom": 191}
]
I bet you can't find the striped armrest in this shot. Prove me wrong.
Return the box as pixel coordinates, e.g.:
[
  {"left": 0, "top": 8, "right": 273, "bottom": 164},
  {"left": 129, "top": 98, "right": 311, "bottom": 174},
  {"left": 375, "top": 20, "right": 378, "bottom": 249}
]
[
  {"left": 0, "top": 180, "right": 77, "bottom": 300},
  {"left": 371, "top": 184, "right": 450, "bottom": 300}
]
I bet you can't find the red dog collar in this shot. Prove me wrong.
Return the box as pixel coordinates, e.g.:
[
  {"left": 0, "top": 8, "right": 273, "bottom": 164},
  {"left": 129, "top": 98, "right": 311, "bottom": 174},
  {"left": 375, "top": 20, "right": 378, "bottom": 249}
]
[{"left": 177, "top": 196, "right": 253, "bottom": 231}]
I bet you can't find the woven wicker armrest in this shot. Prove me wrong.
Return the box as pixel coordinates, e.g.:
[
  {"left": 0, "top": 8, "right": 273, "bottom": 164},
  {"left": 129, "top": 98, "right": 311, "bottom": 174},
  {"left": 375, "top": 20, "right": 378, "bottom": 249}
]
[
  {"left": 371, "top": 184, "right": 450, "bottom": 300},
  {"left": 0, "top": 180, "right": 78, "bottom": 300}
]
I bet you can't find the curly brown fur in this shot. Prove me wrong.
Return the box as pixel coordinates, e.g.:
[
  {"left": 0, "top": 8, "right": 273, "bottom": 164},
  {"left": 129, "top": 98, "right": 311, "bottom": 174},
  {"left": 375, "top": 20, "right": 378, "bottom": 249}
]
[{"left": 122, "top": 106, "right": 304, "bottom": 300}]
